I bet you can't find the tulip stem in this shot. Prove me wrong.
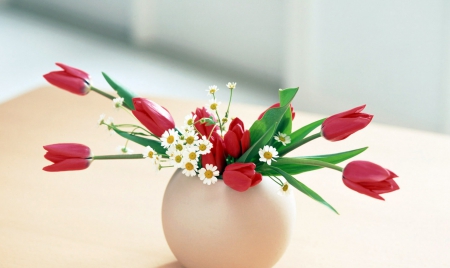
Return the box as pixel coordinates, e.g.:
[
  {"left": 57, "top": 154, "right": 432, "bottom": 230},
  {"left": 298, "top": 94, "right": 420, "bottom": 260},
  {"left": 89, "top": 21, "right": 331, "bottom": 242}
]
[
  {"left": 297, "top": 132, "right": 321, "bottom": 147},
  {"left": 90, "top": 86, "right": 132, "bottom": 110},
  {"left": 93, "top": 154, "right": 144, "bottom": 160},
  {"left": 293, "top": 159, "right": 344, "bottom": 172}
]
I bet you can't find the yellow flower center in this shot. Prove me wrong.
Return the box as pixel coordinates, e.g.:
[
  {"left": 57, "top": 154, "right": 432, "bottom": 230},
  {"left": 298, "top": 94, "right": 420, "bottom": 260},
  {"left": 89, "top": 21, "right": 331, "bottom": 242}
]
[
  {"left": 148, "top": 151, "right": 154, "bottom": 158},
  {"left": 205, "top": 170, "right": 214, "bottom": 179},
  {"left": 175, "top": 144, "right": 183, "bottom": 151},
  {"left": 167, "top": 135, "right": 175, "bottom": 144},
  {"left": 187, "top": 119, "right": 194, "bottom": 125},
  {"left": 282, "top": 184, "right": 289, "bottom": 191},
  {"left": 186, "top": 136, "right": 195, "bottom": 144},
  {"left": 199, "top": 144, "right": 207, "bottom": 151},
  {"left": 264, "top": 151, "right": 273, "bottom": 160},
  {"left": 279, "top": 136, "right": 286, "bottom": 142},
  {"left": 209, "top": 89, "right": 216, "bottom": 94},
  {"left": 210, "top": 103, "right": 218, "bottom": 110},
  {"left": 222, "top": 117, "right": 228, "bottom": 123},
  {"left": 185, "top": 162, "right": 194, "bottom": 171},
  {"left": 189, "top": 152, "right": 197, "bottom": 160},
  {"left": 175, "top": 155, "right": 182, "bottom": 163}
]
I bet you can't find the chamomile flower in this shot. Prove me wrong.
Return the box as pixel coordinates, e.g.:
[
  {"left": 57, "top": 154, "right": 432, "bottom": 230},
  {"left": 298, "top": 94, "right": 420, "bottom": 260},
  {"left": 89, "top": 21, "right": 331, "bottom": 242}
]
[
  {"left": 226, "top": 82, "right": 236, "bottom": 90},
  {"left": 274, "top": 132, "right": 291, "bottom": 146},
  {"left": 98, "top": 114, "right": 106, "bottom": 126},
  {"left": 116, "top": 145, "right": 133, "bottom": 154},
  {"left": 169, "top": 150, "right": 184, "bottom": 168},
  {"left": 161, "top": 129, "right": 179, "bottom": 148},
  {"left": 104, "top": 116, "right": 115, "bottom": 135},
  {"left": 183, "top": 148, "right": 200, "bottom": 162},
  {"left": 184, "top": 114, "right": 197, "bottom": 128},
  {"left": 259, "top": 145, "right": 279, "bottom": 165},
  {"left": 277, "top": 182, "right": 291, "bottom": 196},
  {"left": 112, "top": 97, "right": 124, "bottom": 109},
  {"left": 182, "top": 160, "right": 198, "bottom": 177},
  {"left": 197, "top": 136, "right": 213, "bottom": 155},
  {"left": 207, "top": 85, "right": 219, "bottom": 95},
  {"left": 143, "top": 146, "right": 161, "bottom": 169},
  {"left": 183, "top": 130, "right": 199, "bottom": 148},
  {"left": 198, "top": 164, "right": 219, "bottom": 185},
  {"left": 208, "top": 99, "right": 221, "bottom": 113}
]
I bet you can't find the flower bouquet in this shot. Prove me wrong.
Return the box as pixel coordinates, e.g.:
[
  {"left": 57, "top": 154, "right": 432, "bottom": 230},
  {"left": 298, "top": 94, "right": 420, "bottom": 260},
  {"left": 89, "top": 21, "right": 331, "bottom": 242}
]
[{"left": 42, "top": 63, "right": 400, "bottom": 267}]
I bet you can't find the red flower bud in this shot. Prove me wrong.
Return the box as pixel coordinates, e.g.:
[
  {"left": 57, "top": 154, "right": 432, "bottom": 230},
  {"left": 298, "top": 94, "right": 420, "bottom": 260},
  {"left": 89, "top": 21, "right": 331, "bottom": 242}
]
[
  {"left": 223, "top": 162, "right": 262, "bottom": 192},
  {"left": 224, "top": 117, "right": 250, "bottom": 159},
  {"left": 321, "top": 105, "right": 373, "bottom": 141},
  {"left": 202, "top": 132, "right": 226, "bottom": 173},
  {"left": 342, "top": 160, "right": 399, "bottom": 200},
  {"left": 257, "top": 103, "right": 296, "bottom": 120},
  {"left": 132, "top": 98, "right": 175, "bottom": 137},
  {"left": 43, "top": 143, "right": 92, "bottom": 172},
  {"left": 43, "top": 63, "right": 90, "bottom": 95},
  {"left": 193, "top": 107, "right": 219, "bottom": 137}
]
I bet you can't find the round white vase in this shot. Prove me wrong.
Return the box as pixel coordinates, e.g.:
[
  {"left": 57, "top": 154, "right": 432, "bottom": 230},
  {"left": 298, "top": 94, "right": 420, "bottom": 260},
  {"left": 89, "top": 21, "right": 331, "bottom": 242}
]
[{"left": 161, "top": 169, "right": 296, "bottom": 268}]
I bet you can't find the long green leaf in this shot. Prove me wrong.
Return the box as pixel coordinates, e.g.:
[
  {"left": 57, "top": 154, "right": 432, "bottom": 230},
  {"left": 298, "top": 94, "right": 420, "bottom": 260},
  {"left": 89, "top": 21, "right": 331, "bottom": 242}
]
[
  {"left": 102, "top": 72, "right": 137, "bottom": 110},
  {"left": 257, "top": 147, "right": 367, "bottom": 176},
  {"left": 269, "top": 166, "right": 339, "bottom": 214},
  {"left": 249, "top": 88, "right": 298, "bottom": 144},
  {"left": 278, "top": 118, "right": 325, "bottom": 156},
  {"left": 237, "top": 124, "right": 276, "bottom": 163},
  {"left": 114, "top": 128, "right": 166, "bottom": 154}
]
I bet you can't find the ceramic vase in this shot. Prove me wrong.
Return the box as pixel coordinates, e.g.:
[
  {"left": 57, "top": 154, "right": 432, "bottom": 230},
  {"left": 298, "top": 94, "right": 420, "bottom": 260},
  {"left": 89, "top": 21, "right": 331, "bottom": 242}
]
[{"left": 161, "top": 169, "right": 296, "bottom": 268}]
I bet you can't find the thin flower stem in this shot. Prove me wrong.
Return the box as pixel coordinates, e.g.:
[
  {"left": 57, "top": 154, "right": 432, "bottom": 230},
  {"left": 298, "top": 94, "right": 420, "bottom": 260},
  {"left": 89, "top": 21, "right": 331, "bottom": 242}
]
[
  {"left": 93, "top": 154, "right": 144, "bottom": 160},
  {"left": 268, "top": 175, "right": 283, "bottom": 186},
  {"left": 90, "top": 86, "right": 132, "bottom": 110},
  {"left": 224, "top": 88, "right": 233, "bottom": 119}
]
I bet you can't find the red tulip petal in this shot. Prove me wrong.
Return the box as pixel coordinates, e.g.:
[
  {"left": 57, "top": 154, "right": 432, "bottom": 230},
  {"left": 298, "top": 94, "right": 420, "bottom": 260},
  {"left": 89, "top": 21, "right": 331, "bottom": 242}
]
[
  {"left": 44, "top": 152, "right": 67, "bottom": 163},
  {"left": 343, "top": 178, "right": 384, "bottom": 200},
  {"left": 43, "top": 158, "right": 90, "bottom": 172},
  {"left": 241, "top": 130, "right": 250, "bottom": 153},
  {"left": 55, "top": 62, "right": 90, "bottom": 81},
  {"left": 344, "top": 161, "right": 392, "bottom": 183},
  {"left": 223, "top": 170, "right": 252, "bottom": 192},
  {"left": 43, "top": 71, "right": 89, "bottom": 95},
  {"left": 325, "top": 105, "right": 366, "bottom": 123},
  {"left": 43, "top": 143, "right": 91, "bottom": 158},
  {"left": 250, "top": 172, "right": 262, "bottom": 187},
  {"left": 224, "top": 131, "right": 241, "bottom": 158}
]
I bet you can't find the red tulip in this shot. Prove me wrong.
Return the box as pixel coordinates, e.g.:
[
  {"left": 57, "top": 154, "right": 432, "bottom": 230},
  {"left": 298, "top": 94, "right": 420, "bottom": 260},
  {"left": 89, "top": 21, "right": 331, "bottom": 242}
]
[
  {"left": 257, "top": 103, "right": 296, "bottom": 120},
  {"left": 202, "top": 132, "right": 226, "bottom": 173},
  {"left": 43, "top": 143, "right": 92, "bottom": 172},
  {"left": 224, "top": 117, "right": 250, "bottom": 159},
  {"left": 321, "top": 105, "right": 373, "bottom": 141},
  {"left": 193, "top": 107, "right": 219, "bottom": 137},
  {"left": 342, "top": 160, "right": 399, "bottom": 200},
  {"left": 43, "top": 63, "right": 90, "bottom": 95},
  {"left": 223, "top": 162, "right": 262, "bottom": 192},
  {"left": 132, "top": 98, "right": 175, "bottom": 137}
]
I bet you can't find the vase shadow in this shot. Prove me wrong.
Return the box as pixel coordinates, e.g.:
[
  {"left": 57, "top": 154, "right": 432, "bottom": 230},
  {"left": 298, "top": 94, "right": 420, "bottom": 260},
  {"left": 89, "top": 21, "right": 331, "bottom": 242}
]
[{"left": 155, "top": 261, "right": 183, "bottom": 268}]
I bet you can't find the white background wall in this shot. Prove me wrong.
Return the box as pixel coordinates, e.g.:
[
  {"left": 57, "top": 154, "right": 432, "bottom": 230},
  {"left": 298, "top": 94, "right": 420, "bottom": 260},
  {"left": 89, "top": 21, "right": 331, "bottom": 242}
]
[{"left": 5, "top": 0, "right": 450, "bottom": 134}]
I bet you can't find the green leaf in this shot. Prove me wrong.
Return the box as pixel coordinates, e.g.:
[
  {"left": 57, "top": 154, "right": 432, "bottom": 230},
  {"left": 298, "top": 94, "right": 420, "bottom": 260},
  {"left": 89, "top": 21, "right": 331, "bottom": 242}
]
[
  {"left": 249, "top": 88, "right": 298, "bottom": 144},
  {"left": 237, "top": 124, "right": 276, "bottom": 163},
  {"left": 257, "top": 147, "right": 367, "bottom": 176},
  {"left": 113, "top": 128, "right": 166, "bottom": 154},
  {"left": 268, "top": 166, "right": 339, "bottom": 214},
  {"left": 102, "top": 72, "right": 137, "bottom": 110},
  {"left": 278, "top": 118, "right": 325, "bottom": 156}
]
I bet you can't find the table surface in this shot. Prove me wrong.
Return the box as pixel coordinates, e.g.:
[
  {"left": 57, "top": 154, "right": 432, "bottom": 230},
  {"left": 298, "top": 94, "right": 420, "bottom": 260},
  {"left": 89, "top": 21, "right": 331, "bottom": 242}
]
[{"left": 1, "top": 87, "right": 449, "bottom": 268}]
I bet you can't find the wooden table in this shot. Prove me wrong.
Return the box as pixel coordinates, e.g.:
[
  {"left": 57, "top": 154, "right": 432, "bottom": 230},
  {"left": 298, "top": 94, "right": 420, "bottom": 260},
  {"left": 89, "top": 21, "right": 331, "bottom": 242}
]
[{"left": 1, "top": 87, "right": 449, "bottom": 267}]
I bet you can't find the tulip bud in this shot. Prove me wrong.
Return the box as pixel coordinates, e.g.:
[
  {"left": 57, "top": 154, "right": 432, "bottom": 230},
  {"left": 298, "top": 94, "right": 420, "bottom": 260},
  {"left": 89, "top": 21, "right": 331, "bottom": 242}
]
[
  {"left": 43, "top": 63, "right": 90, "bottom": 95},
  {"left": 132, "top": 98, "right": 175, "bottom": 137},
  {"left": 257, "top": 103, "right": 296, "bottom": 120},
  {"left": 223, "top": 162, "right": 262, "bottom": 192},
  {"left": 43, "top": 143, "right": 92, "bottom": 172},
  {"left": 224, "top": 117, "right": 250, "bottom": 159},
  {"left": 202, "top": 132, "right": 226, "bottom": 173},
  {"left": 321, "top": 105, "right": 373, "bottom": 141},
  {"left": 342, "top": 160, "right": 399, "bottom": 200},
  {"left": 193, "top": 107, "right": 219, "bottom": 137}
]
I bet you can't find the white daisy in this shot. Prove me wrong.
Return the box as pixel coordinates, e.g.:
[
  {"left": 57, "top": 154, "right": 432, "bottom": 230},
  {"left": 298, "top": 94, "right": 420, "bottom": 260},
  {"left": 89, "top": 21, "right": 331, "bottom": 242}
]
[
  {"left": 112, "top": 97, "right": 124, "bottom": 109},
  {"left": 184, "top": 114, "right": 197, "bottom": 128},
  {"left": 143, "top": 146, "right": 161, "bottom": 169},
  {"left": 277, "top": 182, "right": 291, "bottom": 196},
  {"left": 207, "top": 99, "right": 221, "bottom": 113},
  {"left": 198, "top": 164, "right": 219, "bottom": 185},
  {"left": 207, "top": 85, "right": 219, "bottom": 95},
  {"left": 116, "top": 145, "right": 133, "bottom": 154},
  {"left": 98, "top": 114, "right": 106, "bottom": 126},
  {"left": 169, "top": 150, "right": 185, "bottom": 168},
  {"left": 197, "top": 136, "right": 213, "bottom": 155},
  {"left": 105, "top": 116, "right": 115, "bottom": 135},
  {"left": 161, "top": 128, "right": 179, "bottom": 148},
  {"left": 183, "top": 130, "right": 199, "bottom": 148},
  {"left": 259, "top": 145, "right": 279, "bottom": 165},
  {"left": 226, "top": 82, "right": 236, "bottom": 90},
  {"left": 274, "top": 132, "right": 291, "bottom": 146},
  {"left": 183, "top": 148, "right": 200, "bottom": 162},
  {"left": 182, "top": 160, "right": 198, "bottom": 177}
]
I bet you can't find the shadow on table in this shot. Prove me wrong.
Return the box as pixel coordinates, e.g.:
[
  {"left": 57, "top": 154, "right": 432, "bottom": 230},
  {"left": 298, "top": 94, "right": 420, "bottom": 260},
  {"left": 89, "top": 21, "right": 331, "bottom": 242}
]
[{"left": 156, "top": 261, "right": 183, "bottom": 268}]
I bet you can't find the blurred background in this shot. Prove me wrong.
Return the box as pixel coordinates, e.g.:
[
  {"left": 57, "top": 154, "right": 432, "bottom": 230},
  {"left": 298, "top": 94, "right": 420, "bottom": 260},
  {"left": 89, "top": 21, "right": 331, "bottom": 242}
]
[{"left": 1, "top": 0, "right": 449, "bottom": 135}]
